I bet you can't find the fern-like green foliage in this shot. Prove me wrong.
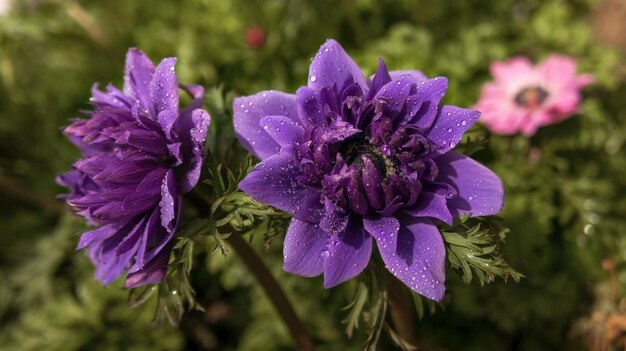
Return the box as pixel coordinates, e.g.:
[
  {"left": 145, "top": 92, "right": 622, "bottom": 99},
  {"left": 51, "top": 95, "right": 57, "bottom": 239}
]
[{"left": 443, "top": 216, "right": 523, "bottom": 286}]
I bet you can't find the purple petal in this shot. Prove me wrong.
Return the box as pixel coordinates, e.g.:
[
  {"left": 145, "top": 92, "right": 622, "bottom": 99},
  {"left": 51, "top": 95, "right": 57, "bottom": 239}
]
[
  {"left": 93, "top": 247, "right": 138, "bottom": 285},
  {"left": 123, "top": 48, "right": 156, "bottom": 117},
  {"left": 389, "top": 70, "right": 428, "bottom": 83},
  {"left": 283, "top": 219, "right": 328, "bottom": 277},
  {"left": 427, "top": 105, "right": 480, "bottom": 155},
  {"left": 308, "top": 39, "right": 367, "bottom": 93},
  {"left": 151, "top": 57, "right": 179, "bottom": 115},
  {"left": 95, "top": 160, "right": 157, "bottom": 185},
  {"left": 377, "top": 217, "right": 445, "bottom": 301},
  {"left": 116, "top": 215, "right": 149, "bottom": 254},
  {"left": 156, "top": 109, "right": 177, "bottom": 139},
  {"left": 130, "top": 206, "right": 160, "bottom": 270},
  {"left": 238, "top": 153, "right": 316, "bottom": 216},
  {"left": 178, "top": 109, "right": 210, "bottom": 193},
  {"left": 77, "top": 224, "right": 118, "bottom": 250},
  {"left": 73, "top": 155, "right": 111, "bottom": 177},
  {"left": 361, "top": 158, "right": 384, "bottom": 210},
  {"left": 296, "top": 86, "right": 326, "bottom": 127},
  {"left": 180, "top": 84, "right": 204, "bottom": 100},
  {"left": 323, "top": 216, "right": 373, "bottom": 288},
  {"left": 366, "top": 58, "right": 392, "bottom": 100},
  {"left": 233, "top": 91, "right": 298, "bottom": 159},
  {"left": 167, "top": 142, "right": 183, "bottom": 167},
  {"left": 404, "top": 192, "right": 453, "bottom": 225},
  {"left": 125, "top": 247, "right": 170, "bottom": 288},
  {"left": 160, "top": 170, "right": 178, "bottom": 233},
  {"left": 363, "top": 216, "right": 400, "bottom": 252},
  {"left": 88, "top": 219, "right": 143, "bottom": 285},
  {"left": 410, "top": 77, "right": 449, "bottom": 129},
  {"left": 320, "top": 199, "right": 349, "bottom": 235},
  {"left": 434, "top": 151, "right": 504, "bottom": 217},
  {"left": 121, "top": 168, "right": 167, "bottom": 213},
  {"left": 90, "top": 84, "right": 132, "bottom": 109},
  {"left": 259, "top": 115, "right": 305, "bottom": 150},
  {"left": 373, "top": 74, "right": 416, "bottom": 113},
  {"left": 111, "top": 128, "right": 169, "bottom": 156}
]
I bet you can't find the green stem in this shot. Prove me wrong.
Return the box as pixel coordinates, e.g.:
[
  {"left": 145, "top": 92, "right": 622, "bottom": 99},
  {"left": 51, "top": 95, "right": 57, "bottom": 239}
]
[
  {"left": 0, "top": 174, "right": 64, "bottom": 214},
  {"left": 386, "top": 272, "right": 418, "bottom": 350},
  {"left": 224, "top": 228, "right": 314, "bottom": 351}
]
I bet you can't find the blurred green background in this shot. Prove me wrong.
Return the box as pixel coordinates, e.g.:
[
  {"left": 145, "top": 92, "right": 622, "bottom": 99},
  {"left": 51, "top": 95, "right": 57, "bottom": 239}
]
[{"left": 1, "top": 0, "right": 626, "bottom": 350}]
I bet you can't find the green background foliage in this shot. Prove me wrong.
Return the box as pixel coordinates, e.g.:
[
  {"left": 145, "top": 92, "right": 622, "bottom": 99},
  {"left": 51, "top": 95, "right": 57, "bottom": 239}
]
[{"left": 1, "top": 0, "right": 625, "bottom": 350}]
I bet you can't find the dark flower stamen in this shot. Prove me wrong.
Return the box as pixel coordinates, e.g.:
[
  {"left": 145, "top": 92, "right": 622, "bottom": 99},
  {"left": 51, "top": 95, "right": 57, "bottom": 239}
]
[
  {"left": 339, "top": 134, "right": 390, "bottom": 176},
  {"left": 514, "top": 86, "right": 549, "bottom": 108}
]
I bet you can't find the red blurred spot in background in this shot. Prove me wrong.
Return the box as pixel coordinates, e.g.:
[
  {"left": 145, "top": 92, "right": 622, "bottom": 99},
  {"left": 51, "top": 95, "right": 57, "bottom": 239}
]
[{"left": 246, "top": 25, "right": 266, "bottom": 50}]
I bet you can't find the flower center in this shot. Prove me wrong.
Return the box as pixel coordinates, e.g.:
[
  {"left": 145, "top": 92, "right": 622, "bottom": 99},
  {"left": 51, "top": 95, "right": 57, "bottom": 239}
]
[
  {"left": 514, "top": 86, "right": 549, "bottom": 109},
  {"left": 338, "top": 134, "right": 397, "bottom": 178}
]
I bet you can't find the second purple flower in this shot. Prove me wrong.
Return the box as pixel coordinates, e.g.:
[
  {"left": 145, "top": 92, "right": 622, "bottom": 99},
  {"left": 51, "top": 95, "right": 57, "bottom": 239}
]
[
  {"left": 58, "top": 49, "right": 210, "bottom": 288},
  {"left": 234, "top": 39, "right": 504, "bottom": 301}
]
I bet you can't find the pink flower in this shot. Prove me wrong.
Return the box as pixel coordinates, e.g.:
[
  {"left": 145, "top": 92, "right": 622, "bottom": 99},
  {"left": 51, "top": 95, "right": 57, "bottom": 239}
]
[{"left": 475, "top": 55, "right": 594, "bottom": 136}]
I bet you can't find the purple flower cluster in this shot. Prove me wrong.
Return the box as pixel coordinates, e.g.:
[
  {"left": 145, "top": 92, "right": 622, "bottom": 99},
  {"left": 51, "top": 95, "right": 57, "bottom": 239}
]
[
  {"left": 58, "top": 49, "right": 210, "bottom": 287},
  {"left": 234, "top": 40, "right": 503, "bottom": 300}
]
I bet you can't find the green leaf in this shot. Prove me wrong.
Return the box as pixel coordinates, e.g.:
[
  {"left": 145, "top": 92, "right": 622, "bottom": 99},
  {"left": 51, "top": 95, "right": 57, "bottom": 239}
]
[
  {"left": 342, "top": 281, "right": 369, "bottom": 338},
  {"left": 443, "top": 216, "right": 524, "bottom": 286}
]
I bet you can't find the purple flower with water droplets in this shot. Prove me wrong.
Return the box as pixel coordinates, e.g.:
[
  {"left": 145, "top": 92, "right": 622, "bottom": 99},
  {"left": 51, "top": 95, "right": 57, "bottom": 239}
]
[
  {"left": 234, "top": 39, "right": 503, "bottom": 301},
  {"left": 58, "top": 48, "right": 210, "bottom": 288}
]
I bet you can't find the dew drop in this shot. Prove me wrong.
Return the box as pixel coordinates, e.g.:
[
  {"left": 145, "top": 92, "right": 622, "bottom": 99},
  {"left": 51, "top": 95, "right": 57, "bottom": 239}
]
[{"left": 310, "top": 75, "right": 317, "bottom": 82}]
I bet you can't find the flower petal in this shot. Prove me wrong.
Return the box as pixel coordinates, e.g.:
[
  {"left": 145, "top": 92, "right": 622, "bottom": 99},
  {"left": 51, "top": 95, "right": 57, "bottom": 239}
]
[
  {"left": 77, "top": 223, "right": 118, "bottom": 250},
  {"left": 373, "top": 73, "right": 414, "bottom": 114},
  {"left": 156, "top": 109, "right": 177, "bottom": 139},
  {"left": 426, "top": 105, "right": 480, "bottom": 155},
  {"left": 233, "top": 91, "right": 298, "bottom": 159},
  {"left": 308, "top": 39, "right": 367, "bottom": 93},
  {"left": 490, "top": 56, "right": 534, "bottom": 83},
  {"left": 411, "top": 77, "right": 449, "bottom": 129},
  {"left": 284, "top": 219, "right": 328, "bottom": 277},
  {"left": 151, "top": 57, "right": 179, "bottom": 115},
  {"left": 404, "top": 192, "right": 453, "bottom": 225},
  {"left": 366, "top": 58, "right": 392, "bottom": 100},
  {"left": 435, "top": 151, "right": 504, "bottom": 217},
  {"left": 323, "top": 216, "right": 372, "bottom": 288},
  {"left": 377, "top": 216, "right": 445, "bottom": 301},
  {"left": 389, "top": 70, "right": 428, "bottom": 84},
  {"left": 123, "top": 48, "right": 156, "bottom": 117},
  {"left": 178, "top": 108, "right": 210, "bottom": 193},
  {"left": 125, "top": 246, "right": 170, "bottom": 288},
  {"left": 296, "top": 86, "right": 326, "bottom": 127},
  {"left": 159, "top": 169, "right": 178, "bottom": 233},
  {"left": 363, "top": 216, "right": 400, "bottom": 252},
  {"left": 238, "top": 153, "right": 316, "bottom": 216},
  {"left": 259, "top": 115, "right": 305, "bottom": 150},
  {"left": 121, "top": 168, "right": 167, "bottom": 213}
]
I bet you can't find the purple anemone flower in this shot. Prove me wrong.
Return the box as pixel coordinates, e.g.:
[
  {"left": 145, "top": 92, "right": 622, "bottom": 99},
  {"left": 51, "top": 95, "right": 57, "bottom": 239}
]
[
  {"left": 58, "top": 48, "right": 210, "bottom": 288},
  {"left": 234, "top": 40, "right": 503, "bottom": 301}
]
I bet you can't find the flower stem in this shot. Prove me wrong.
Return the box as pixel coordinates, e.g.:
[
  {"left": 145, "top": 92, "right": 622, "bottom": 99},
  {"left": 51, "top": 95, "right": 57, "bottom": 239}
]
[
  {"left": 0, "top": 174, "right": 65, "bottom": 214},
  {"left": 386, "top": 272, "right": 418, "bottom": 350},
  {"left": 224, "top": 230, "right": 314, "bottom": 351}
]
